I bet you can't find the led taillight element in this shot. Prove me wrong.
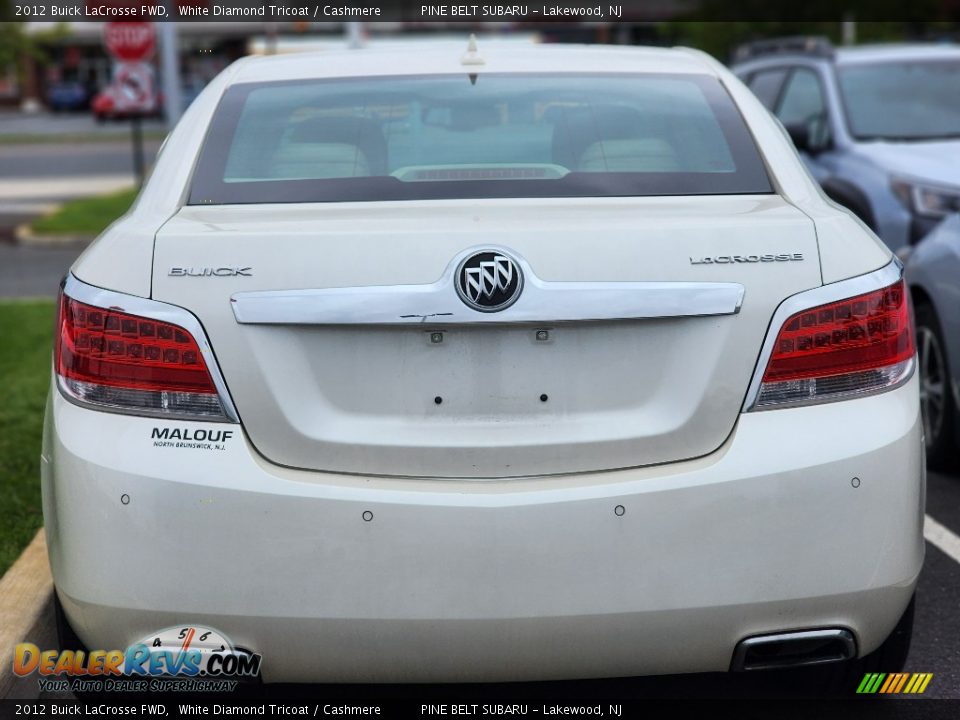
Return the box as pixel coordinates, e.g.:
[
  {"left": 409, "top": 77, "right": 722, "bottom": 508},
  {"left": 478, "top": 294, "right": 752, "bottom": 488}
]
[
  {"left": 55, "top": 293, "right": 227, "bottom": 419},
  {"left": 755, "top": 279, "right": 915, "bottom": 408}
]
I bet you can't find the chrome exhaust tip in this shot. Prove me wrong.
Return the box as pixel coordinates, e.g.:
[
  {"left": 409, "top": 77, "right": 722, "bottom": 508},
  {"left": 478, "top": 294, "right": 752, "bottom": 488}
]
[{"left": 731, "top": 628, "right": 857, "bottom": 672}]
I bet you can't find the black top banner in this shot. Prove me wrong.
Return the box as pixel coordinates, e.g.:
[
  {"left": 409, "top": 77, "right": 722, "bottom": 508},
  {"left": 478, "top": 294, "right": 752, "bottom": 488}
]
[
  {"left": 4, "top": 0, "right": 959, "bottom": 22},
  {"left": 2, "top": 697, "right": 960, "bottom": 720}
]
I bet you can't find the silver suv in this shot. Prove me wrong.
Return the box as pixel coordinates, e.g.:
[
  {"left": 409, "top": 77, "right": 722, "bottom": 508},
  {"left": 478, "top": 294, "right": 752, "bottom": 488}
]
[{"left": 732, "top": 38, "right": 960, "bottom": 251}]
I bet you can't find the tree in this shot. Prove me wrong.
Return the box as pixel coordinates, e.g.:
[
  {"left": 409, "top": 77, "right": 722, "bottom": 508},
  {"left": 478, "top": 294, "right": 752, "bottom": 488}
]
[
  {"left": 0, "top": 18, "right": 70, "bottom": 99},
  {"left": 659, "top": 1, "right": 955, "bottom": 60}
]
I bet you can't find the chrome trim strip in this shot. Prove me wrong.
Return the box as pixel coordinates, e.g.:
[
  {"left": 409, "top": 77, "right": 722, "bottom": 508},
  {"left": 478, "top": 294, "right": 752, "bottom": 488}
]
[
  {"left": 61, "top": 274, "right": 240, "bottom": 423},
  {"left": 742, "top": 258, "right": 907, "bottom": 411},
  {"left": 731, "top": 628, "right": 856, "bottom": 671},
  {"left": 230, "top": 247, "right": 745, "bottom": 326}
]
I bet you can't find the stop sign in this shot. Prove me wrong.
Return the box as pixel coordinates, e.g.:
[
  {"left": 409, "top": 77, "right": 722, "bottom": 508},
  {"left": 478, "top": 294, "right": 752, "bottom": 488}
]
[{"left": 103, "top": 22, "right": 156, "bottom": 62}]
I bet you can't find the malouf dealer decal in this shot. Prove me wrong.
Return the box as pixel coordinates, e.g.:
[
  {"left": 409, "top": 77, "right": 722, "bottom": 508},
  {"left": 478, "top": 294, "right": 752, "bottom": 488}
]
[
  {"left": 690, "top": 253, "right": 804, "bottom": 264},
  {"left": 152, "top": 427, "right": 233, "bottom": 451}
]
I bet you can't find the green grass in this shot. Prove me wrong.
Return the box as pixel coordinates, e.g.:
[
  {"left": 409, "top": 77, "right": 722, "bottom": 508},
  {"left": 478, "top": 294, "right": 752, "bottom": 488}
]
[
  {"left": 0, "top": 300, "right": 55, "bottom": 577},
  {"left": 31, "top": 187, "right": 138, "bottom": 237}
]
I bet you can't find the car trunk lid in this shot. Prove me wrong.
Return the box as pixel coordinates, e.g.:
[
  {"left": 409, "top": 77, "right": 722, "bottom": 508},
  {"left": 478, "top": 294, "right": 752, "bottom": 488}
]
[{"left": 152, "top": 195, "right": 820, "bottom": 478}]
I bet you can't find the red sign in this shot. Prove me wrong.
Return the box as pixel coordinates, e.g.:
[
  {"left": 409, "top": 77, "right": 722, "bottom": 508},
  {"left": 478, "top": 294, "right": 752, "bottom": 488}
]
[{"left": 103, "top": 22, "right": 155, "bottom": 62}]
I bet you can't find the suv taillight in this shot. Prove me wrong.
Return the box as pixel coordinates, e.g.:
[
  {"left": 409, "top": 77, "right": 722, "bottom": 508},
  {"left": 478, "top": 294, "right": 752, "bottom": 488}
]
[
  {"left": 55, "top": 292, "right": 228, "bottom": 419},
  {"left": 754, "top": 279, "right": 915, "bottom": 409}
]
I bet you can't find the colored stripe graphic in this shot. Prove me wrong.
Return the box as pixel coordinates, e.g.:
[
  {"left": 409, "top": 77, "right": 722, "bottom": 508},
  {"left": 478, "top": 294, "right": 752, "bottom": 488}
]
[
  {"left": 857, "top": 672, "right": 933, "bottom": 694},
  {"left": 856, "top": 673, "right": 885, "bottom": 693},
  {"left": 893, "top": 673, "right": 910, "bottom": 693},
  {"left": 879, "top": 673, "right": 896, "bottom": 693}
]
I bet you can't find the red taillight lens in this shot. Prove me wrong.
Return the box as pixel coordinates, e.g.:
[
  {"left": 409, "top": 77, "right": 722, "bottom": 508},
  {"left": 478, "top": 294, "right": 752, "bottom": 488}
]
[
  {"left": 755, "top": 279, "right": 915, "bottom": 408},
  {"left": 55, "top": 293, "right": 227, "bottom": 419}
]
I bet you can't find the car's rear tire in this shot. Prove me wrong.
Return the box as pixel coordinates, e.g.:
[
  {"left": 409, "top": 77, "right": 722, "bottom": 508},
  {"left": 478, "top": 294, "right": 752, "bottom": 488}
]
[
  {"left": 53, "top": 591, "right": 109, "bottom": 699},
  {"left": 53, "top": 590, "right": 85, "bottom": 655},
  {"left": 854, "top": 594, "right": 915, "bottom": 676},
  {"left": 818, "top": 594, "right": 916, "bottom": 697},
  {"left": 915, "top": 302, "right": 958, "bottom": 469},
  {"left": 767, "top": 595, "right": 916, "bottom": 698}
]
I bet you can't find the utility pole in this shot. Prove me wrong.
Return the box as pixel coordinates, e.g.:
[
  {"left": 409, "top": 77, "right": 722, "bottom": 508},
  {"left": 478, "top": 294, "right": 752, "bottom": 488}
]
[
  {"left": 347, "top": 22, "right": 363, "bottom": 49},
  {"left": 265, "top": 22, "right": 278, "bottom": 55},
  {"left": 159, "top": 14, "right": 182, "bottom": 127},
  {"left": 842, "top": 17, "right": 857, "bottom": 46}
]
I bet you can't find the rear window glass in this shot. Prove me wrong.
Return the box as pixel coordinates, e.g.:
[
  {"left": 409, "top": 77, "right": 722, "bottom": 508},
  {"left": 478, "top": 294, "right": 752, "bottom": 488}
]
[{"left": 189, "top": 73, "right": 772, "bottom": 205}]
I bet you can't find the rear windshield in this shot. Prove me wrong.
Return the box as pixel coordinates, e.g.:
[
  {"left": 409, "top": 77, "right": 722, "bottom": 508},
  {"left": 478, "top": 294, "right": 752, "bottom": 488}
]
[{"left": 189, "top": 73, "right": 772, "bottom": 205}]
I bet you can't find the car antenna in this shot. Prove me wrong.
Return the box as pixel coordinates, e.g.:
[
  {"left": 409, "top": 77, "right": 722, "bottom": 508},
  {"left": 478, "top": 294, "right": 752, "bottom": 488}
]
[{"left": 462, "top": 33, "right": 484, "bottom": 85}]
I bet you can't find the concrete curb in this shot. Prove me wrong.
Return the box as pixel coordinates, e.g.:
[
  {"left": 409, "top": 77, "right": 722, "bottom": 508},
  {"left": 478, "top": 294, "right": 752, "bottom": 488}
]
[
  {"left": 14, "top": 222, "right": 95, "bottom": 248},
  {"left": 0, "top": 529, "right": 55, "bottom": 700}
]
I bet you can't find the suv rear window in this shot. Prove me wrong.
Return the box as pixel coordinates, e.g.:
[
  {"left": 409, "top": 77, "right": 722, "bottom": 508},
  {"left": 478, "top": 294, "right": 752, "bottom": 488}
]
[{"left": 189, "top": 73, "right": 772, "bottom": 205}]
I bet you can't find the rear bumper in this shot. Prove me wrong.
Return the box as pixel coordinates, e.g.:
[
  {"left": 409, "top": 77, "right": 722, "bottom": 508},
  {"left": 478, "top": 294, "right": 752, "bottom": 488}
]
[{"left": 42, "top": 374, "right": 925, "bottom": 683}]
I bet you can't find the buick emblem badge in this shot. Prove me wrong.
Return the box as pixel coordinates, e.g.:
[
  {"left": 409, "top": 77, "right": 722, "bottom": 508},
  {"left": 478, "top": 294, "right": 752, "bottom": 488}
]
[{"left": 455, "top": 251, "right": 523, "bottom": 312}]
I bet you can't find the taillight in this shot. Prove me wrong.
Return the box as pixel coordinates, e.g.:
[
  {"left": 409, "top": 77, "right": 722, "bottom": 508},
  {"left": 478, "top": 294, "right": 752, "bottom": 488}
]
[
  {"left": 753, "top": 279, "right": 915, "bottom": 409},
  {"left": 55, "top": 292, "right": 229, "bottom": 419}
]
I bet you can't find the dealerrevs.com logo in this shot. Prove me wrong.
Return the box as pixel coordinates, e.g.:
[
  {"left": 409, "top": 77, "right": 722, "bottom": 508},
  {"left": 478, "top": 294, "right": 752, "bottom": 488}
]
[{"left": 14, "top": 625, "right": 261, "bottom": 693}]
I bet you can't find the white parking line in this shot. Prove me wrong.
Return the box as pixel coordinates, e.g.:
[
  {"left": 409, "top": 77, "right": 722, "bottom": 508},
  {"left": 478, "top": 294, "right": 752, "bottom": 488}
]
[{"left": 924, "top": 514, "right": 960, "bottom": 565}]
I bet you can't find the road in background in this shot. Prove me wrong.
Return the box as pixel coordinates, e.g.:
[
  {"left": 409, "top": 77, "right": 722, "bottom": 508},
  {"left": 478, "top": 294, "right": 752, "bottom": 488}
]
[
  {"left": 0, "top": 243, "right": 83, "bottom": 298},
  {"left": 0, "top": 140, "right": 163, "bottom": 183},
  {"left": 0, "top": 137, "right": 162, "bottom": 215},
  {"left": 0, "top": 111, "right": 164, "bottom": 139},
  {"left": 0, "top": 113, "right": 163, "bottom": 297}
]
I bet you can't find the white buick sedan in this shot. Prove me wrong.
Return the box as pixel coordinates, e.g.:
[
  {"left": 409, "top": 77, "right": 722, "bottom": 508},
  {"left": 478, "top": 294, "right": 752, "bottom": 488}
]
[{"left": 43, "top": 41, "right": 923, "bottom": 685}]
